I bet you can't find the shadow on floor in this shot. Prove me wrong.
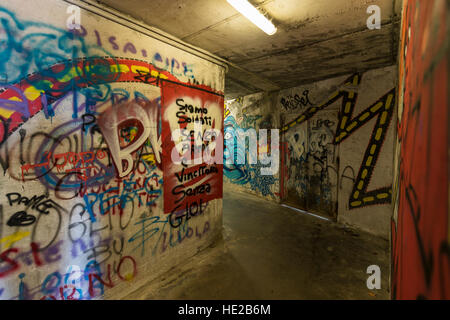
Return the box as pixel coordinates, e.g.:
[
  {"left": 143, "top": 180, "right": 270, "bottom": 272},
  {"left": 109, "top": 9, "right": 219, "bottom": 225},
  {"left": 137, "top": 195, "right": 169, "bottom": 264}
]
[{"left": 125, "top": 190, "right": 390, "bottom": 299}]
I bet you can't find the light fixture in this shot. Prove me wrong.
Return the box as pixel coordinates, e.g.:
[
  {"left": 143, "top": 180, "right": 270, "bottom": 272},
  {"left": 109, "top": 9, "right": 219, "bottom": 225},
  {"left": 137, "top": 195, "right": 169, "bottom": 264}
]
[{"left": 227, "top": 0, "right": 277, "bottom": 35}]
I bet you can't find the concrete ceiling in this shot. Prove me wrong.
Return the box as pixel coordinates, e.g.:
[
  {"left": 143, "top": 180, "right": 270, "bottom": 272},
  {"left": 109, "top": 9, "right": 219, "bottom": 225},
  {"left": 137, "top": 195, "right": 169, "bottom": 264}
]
[{"left": 96, "top": 0, "right": 402, "bottom": 99}]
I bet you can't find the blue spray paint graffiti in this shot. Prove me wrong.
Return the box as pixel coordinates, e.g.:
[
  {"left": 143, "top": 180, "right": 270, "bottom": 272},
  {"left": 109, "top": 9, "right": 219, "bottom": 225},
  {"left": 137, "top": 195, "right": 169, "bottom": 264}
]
[
  {"left": 223, "top": 115, "right": 276, "bottom": 196},
  {"left": 0, "top": 6, "right": 121, "bottom": 120}
]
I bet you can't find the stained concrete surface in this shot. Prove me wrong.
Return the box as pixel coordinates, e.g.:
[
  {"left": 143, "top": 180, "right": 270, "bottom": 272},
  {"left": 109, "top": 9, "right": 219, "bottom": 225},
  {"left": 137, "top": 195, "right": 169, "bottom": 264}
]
[
  {"left": 125, "top": 190, "right": 390, "bottom": 300},
  {"left": 99, "top": 0, "right": 401, "bottom": 99}
]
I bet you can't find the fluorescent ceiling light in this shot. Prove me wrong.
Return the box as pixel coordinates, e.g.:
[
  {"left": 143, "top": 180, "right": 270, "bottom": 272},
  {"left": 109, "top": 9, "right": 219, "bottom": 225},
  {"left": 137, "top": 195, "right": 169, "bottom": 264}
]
[{"left": 227, "top": 0, "right": 277, "bottom": 35}]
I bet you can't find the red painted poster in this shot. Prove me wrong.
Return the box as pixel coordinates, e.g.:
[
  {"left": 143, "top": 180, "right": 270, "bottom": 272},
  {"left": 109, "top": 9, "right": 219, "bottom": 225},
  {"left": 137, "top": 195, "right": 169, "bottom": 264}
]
[{"left": 161, "top": 82, "right": 223, "bottom": 217}]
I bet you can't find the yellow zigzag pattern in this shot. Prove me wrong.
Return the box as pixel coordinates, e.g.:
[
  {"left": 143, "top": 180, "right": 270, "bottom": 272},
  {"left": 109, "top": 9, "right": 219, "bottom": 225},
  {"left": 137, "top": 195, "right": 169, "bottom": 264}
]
[{"left": 282, "top": 74, "right": 395, "bottom": 209}]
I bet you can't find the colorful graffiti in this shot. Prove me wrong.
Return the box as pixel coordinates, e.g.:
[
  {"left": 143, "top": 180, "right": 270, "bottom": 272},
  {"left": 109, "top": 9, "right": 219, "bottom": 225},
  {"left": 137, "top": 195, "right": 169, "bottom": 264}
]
[
  {"left": 391, "top": 0, "right": 449, "bottom": 299},
  {"left": 161, "top": 82, "right": 223, "bottom": 218},
  {"left": 223, "top": 113, "right": 277, "bottom": 197},
  {"left": 282, "top": 73, "right": 396, "bottom": 210},
  {"left": 0, "top": 2, "right": 223, "bottom": 300}
]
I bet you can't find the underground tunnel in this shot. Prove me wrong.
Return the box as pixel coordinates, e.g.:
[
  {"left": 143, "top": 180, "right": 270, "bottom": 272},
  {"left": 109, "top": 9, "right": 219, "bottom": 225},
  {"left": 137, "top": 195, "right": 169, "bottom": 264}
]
[{"left": 0, "top": 0, "right": 448, "bottom": 306}]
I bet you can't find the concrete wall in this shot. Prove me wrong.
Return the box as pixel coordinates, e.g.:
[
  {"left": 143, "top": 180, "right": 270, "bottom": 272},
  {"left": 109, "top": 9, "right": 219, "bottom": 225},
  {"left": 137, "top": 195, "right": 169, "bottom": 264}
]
[
  {"left": 225, "top": 64, "right": 397, "bottom": 239},
  {"left": 391, "top": 0, "right": 449, "bottom": 299},
  {"left": 0, "top": 0, "right": 224, "bottom": 300}
]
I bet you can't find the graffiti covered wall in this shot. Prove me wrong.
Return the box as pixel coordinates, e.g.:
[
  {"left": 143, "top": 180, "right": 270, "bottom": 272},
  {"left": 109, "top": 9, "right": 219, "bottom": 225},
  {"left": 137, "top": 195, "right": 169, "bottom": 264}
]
[
  {"left": 391, "top": 0, "right": 449, "bottom": 299},
  {"left": 224, "top": 65, "right": 396, "bottom": 238},
  {"left": 279, "top": 66, "right": 397, "bottom": 237},
  {"left": 224, "top": 92, "right": 280, "bottom": 200},
  {"left": 0, "top": 0, "right": 224, "bottom": 299},
  {"left": 280, "top": 84, "right": 340, "bottom": 218}
]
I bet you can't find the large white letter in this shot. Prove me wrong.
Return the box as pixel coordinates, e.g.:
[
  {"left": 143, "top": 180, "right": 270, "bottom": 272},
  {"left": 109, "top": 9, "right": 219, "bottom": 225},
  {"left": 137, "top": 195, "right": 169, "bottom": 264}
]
[
  {"left": 66, "top": 5, "right": 81, "bottom": 30},
  {"left": 366, "top": 265, "right": 381, "bottom": 289},
  {"left": 259, "top": 129, "right": 279, "bottom": 176},
  {"left": 236, "top": 128, "right": 257, "bottom": 165},
  {"left": 366, "top": 5, "right": 381, "bottom": 30}
]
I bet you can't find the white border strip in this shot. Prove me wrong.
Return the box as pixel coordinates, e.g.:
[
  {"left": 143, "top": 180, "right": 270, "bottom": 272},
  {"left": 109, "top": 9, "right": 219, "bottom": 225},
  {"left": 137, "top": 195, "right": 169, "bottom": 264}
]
[{"left": 280, "top": 204, "right": 331, "bottom": 221}]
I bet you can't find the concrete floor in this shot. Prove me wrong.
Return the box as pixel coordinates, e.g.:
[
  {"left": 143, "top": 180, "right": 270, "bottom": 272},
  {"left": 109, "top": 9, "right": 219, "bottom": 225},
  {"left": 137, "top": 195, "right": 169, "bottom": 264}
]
[{"left": 125, "top": 190, "right": 390, "bottom": 299}]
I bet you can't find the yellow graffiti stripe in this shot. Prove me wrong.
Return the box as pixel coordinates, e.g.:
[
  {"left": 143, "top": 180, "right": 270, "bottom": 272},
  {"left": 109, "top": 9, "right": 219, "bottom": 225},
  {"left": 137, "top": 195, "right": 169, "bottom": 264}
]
[
  {"left": 334, "top": 87, "right": 395, "bottom": 208},
  {"left": 130, "top": 65, "right": 168, "bottom": 80},
  {"left": 0, "top": 96, "right": 23, "bottom": 118},
  {"left": 344, "top": 101, "right": 352, "bottom": 113},
  {"left": 141, "top": 153, "right": 156, "bottom": 165},
  {"left": 281, "top": 89, "right": 342, "bottom": 132},
  {"left": 57, "top": 66, "right": 83, "bottom": 83},
  {"left": 55, "top": 63, "right": 170, "bottom": 85},
  {"left": 357, "top": 180, "right": 364, "bottom": 190},
  {"left": 0, "top": 108, "right": 14, "bottom": 118},
  {"left": 131, "top": 65, "right": 149, "bottom": 74},
  {"left": 350, "top": 201, "right": 362, "bottom": 207},
  {"left": 377, "top": 193, "right": 389, "bottom": 199},
  {"left": 23, "top": 81, "right": 55, "bottom": 102},
  {"left": 359, "top": 112, "right": 370, "bottom": 121},
  {"left": 361, "top": 168, "right": 368, "bottom": 179},
  {"left": 375, "top": 128, "right": 383, "bottom": 141},
  {"left": 385, "top": 93, "right": 393, "bottom": 109},
  {"left": 0, "top": 231, "right": 30, "bottom": 249},
  {"left": 111, "top": 64, "right": 130, "bottom": 73},
  {"left": 296, "top": 115, "right": 306, "bottom": 123},
  {"left": 340, "top": 116, "right": 347, "bottom": 129},
  {"left": 346, "top": 121, "right": 357, "bottom": 132},
  {"left": 343, "top": 93, "right": 394, "bottom": 205},
  {"left": 24, "top": 87, "right": 44, "bottom": 101},
  {"left": 371, "top": 102, "right": 383, "bottom": 113},
  {"left": 380, "top": 111, "right": 388, "bottom": 125},
  {"left": 335, "top": 93, "right": 394, "bottom": 144},
  {"left": 337, "top": 132, "right": 347, "bottom": 141},
  {"left": 350, "top": 190, "right": 391, "bottom": 208}
]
